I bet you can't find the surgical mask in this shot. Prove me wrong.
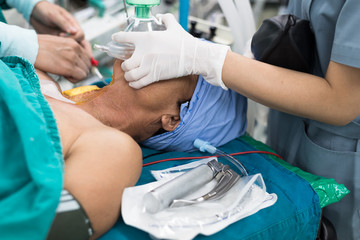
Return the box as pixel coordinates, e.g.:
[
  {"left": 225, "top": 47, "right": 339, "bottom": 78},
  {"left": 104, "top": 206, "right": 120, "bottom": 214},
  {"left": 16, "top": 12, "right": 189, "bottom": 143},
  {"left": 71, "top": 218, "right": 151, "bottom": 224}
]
[{"left": 141, "top": 75, "right": 247, "bottom": 152}]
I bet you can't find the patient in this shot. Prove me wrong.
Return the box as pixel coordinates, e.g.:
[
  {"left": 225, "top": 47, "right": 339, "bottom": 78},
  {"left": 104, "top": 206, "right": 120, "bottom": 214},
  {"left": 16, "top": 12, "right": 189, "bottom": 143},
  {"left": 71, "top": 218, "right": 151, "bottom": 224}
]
[
  {"left": 37, "top": 70, "right": 142, "bottom": 239},
  {"left": 37, "top": 59, "right": 247, "bottom": 239},
  {"left": 74, "top": 60, "right": 199, "bottom": 143}
]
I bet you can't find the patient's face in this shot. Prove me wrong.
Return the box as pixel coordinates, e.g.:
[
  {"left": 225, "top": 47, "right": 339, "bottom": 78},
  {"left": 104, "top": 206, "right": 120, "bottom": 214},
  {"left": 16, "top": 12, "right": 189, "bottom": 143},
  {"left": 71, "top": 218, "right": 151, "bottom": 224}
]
[{"left": 94, "top": 60, "right": 197, "bottom": 142}]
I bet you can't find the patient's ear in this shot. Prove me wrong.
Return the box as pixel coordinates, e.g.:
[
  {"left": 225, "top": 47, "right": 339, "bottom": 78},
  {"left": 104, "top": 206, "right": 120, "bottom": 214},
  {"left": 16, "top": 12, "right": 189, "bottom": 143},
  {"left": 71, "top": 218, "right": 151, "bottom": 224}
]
[{"left": 161, "top": 115, "right": 181, "bottom": 132}]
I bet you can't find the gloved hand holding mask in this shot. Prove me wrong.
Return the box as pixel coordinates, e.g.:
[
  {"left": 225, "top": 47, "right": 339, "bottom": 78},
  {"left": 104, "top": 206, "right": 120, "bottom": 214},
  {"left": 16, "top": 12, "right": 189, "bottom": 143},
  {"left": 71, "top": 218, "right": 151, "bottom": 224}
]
[{"left": 112, "top": 13, "right": 230, "bottom": 89}]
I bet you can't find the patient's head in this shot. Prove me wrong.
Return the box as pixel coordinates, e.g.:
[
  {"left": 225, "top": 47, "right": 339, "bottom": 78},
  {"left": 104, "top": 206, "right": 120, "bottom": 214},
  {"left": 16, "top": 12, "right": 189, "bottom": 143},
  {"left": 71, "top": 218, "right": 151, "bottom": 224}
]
[
  {"left": 78, "top": 60, "right": 247, "bottom": 152},
  {"left": 78, "top": 59, "right": 198, "bottom": 142}
]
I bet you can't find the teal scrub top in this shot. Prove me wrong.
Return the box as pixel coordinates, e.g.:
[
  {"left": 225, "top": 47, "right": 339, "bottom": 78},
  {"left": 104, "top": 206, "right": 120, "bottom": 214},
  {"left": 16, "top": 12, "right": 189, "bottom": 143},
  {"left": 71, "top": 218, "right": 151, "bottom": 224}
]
[
  {"left": 0, "top": 56, "right": 64, "bottom": 239},
  {"left": 267, "top": 1, "right": 360, "bottom": 239}
]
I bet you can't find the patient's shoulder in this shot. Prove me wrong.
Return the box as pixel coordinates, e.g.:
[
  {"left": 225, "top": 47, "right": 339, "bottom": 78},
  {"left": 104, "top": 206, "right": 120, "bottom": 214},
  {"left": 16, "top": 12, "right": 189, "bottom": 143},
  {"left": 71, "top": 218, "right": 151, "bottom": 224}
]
[
  {"left": 73, "top": 125, "right": 142, "bottom": 158},
  {"left": 67, "top": 125, "right": 142, "bottom": 174},
  {"left": 46, "top": 97, "right": 141, "bottom": 164}
]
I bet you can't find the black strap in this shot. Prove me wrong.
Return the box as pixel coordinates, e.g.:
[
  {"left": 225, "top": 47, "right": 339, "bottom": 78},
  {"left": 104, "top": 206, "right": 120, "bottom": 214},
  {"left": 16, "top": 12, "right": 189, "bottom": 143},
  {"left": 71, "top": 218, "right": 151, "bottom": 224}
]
[{"left": 47, "top": 190, "right": 93, "bottom": 240}]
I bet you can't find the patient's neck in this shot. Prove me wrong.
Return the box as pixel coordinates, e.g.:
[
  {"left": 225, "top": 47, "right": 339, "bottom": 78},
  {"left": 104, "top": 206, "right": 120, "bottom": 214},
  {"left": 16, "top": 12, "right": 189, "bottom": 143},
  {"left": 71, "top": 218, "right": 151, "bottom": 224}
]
[
  {"left": 76, "top": 75, "right": 198, "bottom": 133},
  {"left": 76, "top": 86, "right": 130, "bottom": 130}
]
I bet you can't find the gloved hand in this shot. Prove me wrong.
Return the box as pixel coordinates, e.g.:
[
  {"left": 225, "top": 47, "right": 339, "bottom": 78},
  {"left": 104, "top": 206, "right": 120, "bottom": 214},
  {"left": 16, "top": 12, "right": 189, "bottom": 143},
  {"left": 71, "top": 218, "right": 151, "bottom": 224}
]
[{"left": 112, "top": 13, "right": 230, "bottom": 89}]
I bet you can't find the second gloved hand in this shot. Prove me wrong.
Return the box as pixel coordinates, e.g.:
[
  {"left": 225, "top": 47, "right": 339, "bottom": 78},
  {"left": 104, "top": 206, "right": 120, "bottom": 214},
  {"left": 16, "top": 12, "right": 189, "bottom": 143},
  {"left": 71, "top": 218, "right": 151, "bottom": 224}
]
[{"left": 112, "top": 13, "right": 230, "bottom": 89}]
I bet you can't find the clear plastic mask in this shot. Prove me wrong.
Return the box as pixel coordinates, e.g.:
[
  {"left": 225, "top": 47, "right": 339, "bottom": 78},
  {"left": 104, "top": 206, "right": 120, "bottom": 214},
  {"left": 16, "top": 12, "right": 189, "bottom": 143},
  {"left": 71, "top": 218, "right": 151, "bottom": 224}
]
[{"left": 94, "top": 0, "right": 165, "bottom": 60}]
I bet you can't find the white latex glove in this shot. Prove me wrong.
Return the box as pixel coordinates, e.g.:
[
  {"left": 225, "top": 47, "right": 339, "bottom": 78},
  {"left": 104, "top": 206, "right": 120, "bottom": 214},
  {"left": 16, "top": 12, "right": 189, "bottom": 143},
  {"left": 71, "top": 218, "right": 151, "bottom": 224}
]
[{"left": 112, "top": 13, "right": 230, "bottom": 89}]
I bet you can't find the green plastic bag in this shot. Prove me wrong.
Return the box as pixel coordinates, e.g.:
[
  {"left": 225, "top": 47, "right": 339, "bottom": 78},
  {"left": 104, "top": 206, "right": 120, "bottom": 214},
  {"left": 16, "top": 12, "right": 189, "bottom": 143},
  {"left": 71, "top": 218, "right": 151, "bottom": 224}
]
[{"left": 241, "top": 134, "right": 350, "bottom": 208}]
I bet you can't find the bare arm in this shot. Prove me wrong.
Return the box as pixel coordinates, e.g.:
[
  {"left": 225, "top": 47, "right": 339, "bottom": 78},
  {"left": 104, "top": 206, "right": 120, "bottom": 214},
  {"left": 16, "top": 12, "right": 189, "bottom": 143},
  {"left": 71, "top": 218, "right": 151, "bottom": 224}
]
[
  {"left": 64, "top": 127, "right": 142, "bottom": 239},
  {"left": 222, "top": 51, "right": 360, "bottom": 125}
]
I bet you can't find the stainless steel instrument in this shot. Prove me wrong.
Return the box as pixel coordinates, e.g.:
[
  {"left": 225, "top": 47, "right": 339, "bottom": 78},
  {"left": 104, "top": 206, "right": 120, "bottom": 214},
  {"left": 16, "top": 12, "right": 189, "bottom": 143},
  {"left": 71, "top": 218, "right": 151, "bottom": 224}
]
[{"left": 143, "top": 160, "right": 240, "bottom": 213}]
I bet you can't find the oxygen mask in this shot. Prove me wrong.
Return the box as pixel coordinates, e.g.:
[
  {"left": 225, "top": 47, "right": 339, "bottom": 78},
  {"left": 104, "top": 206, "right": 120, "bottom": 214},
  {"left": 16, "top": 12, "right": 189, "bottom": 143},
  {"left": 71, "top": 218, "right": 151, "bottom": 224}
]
[{"left": 94, "top": 0, "right": 166, "bottom": 60}]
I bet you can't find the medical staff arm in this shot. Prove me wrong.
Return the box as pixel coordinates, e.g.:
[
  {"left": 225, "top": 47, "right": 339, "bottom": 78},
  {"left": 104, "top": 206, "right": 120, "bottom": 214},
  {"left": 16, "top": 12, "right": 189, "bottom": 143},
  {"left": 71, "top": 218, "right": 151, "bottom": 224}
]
[
  {"left": 223, "top": 0, "right": 360, "bottom": 126},
  {"left": 0, "top": 22, "right": 38, "bottom": 63},
  {"left": 0, "top": 24, "right": 90, "bottom": 81},
  {"left": 28, "top": 1, "right": 93, "bottom": 82},
  {"left": 222, "top": 52, "right": 360, "bottom": 126},
  {"left": 2, "top": 1, "right": 92, "bottom": 81},
  {"left": 5, "top": 0, "right": 84, "bottom": 43}
]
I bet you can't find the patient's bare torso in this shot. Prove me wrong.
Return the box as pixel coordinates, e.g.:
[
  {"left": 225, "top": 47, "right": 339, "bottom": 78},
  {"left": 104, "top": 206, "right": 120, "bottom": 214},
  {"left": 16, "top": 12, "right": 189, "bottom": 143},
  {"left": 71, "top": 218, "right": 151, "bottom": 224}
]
[{"left": 37, "top": 70, "right": 110, "bottom": 158}]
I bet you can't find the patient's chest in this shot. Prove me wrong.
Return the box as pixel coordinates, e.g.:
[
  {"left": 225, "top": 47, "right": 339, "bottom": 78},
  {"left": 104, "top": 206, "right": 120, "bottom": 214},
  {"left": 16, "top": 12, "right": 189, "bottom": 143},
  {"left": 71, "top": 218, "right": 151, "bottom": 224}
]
[
  {"left": 45, "top": 96, "right": 105, "bottom": 160},
  {"left": 39, "top": 78, "right": 109, "bottom": 159}
]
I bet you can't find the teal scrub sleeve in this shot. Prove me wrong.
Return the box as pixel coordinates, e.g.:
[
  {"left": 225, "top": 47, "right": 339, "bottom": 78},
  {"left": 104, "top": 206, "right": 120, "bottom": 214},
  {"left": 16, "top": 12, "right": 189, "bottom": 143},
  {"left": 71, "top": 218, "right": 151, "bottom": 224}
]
[
  {"left": 0, "top": 56, "right": 64, "bottom": 239},
  {"left": 0, "top": 22, "right": 39, "bottom": 63},
  {"left": 5, "top": 0, "right": 41, "bottom": 21},
  {"left": 331, "top": 0, "right": 360, "bottom": 69}
]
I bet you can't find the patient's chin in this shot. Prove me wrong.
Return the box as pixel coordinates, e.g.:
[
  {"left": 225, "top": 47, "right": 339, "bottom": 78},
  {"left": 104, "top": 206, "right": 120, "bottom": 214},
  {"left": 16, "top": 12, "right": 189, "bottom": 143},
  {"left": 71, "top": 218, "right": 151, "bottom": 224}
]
[
  {"left": 113, "top": 60, "right": 126, "bottom": 78},
  {"left": 112, "top": 71, "right": 126, "bottom": 84}
]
